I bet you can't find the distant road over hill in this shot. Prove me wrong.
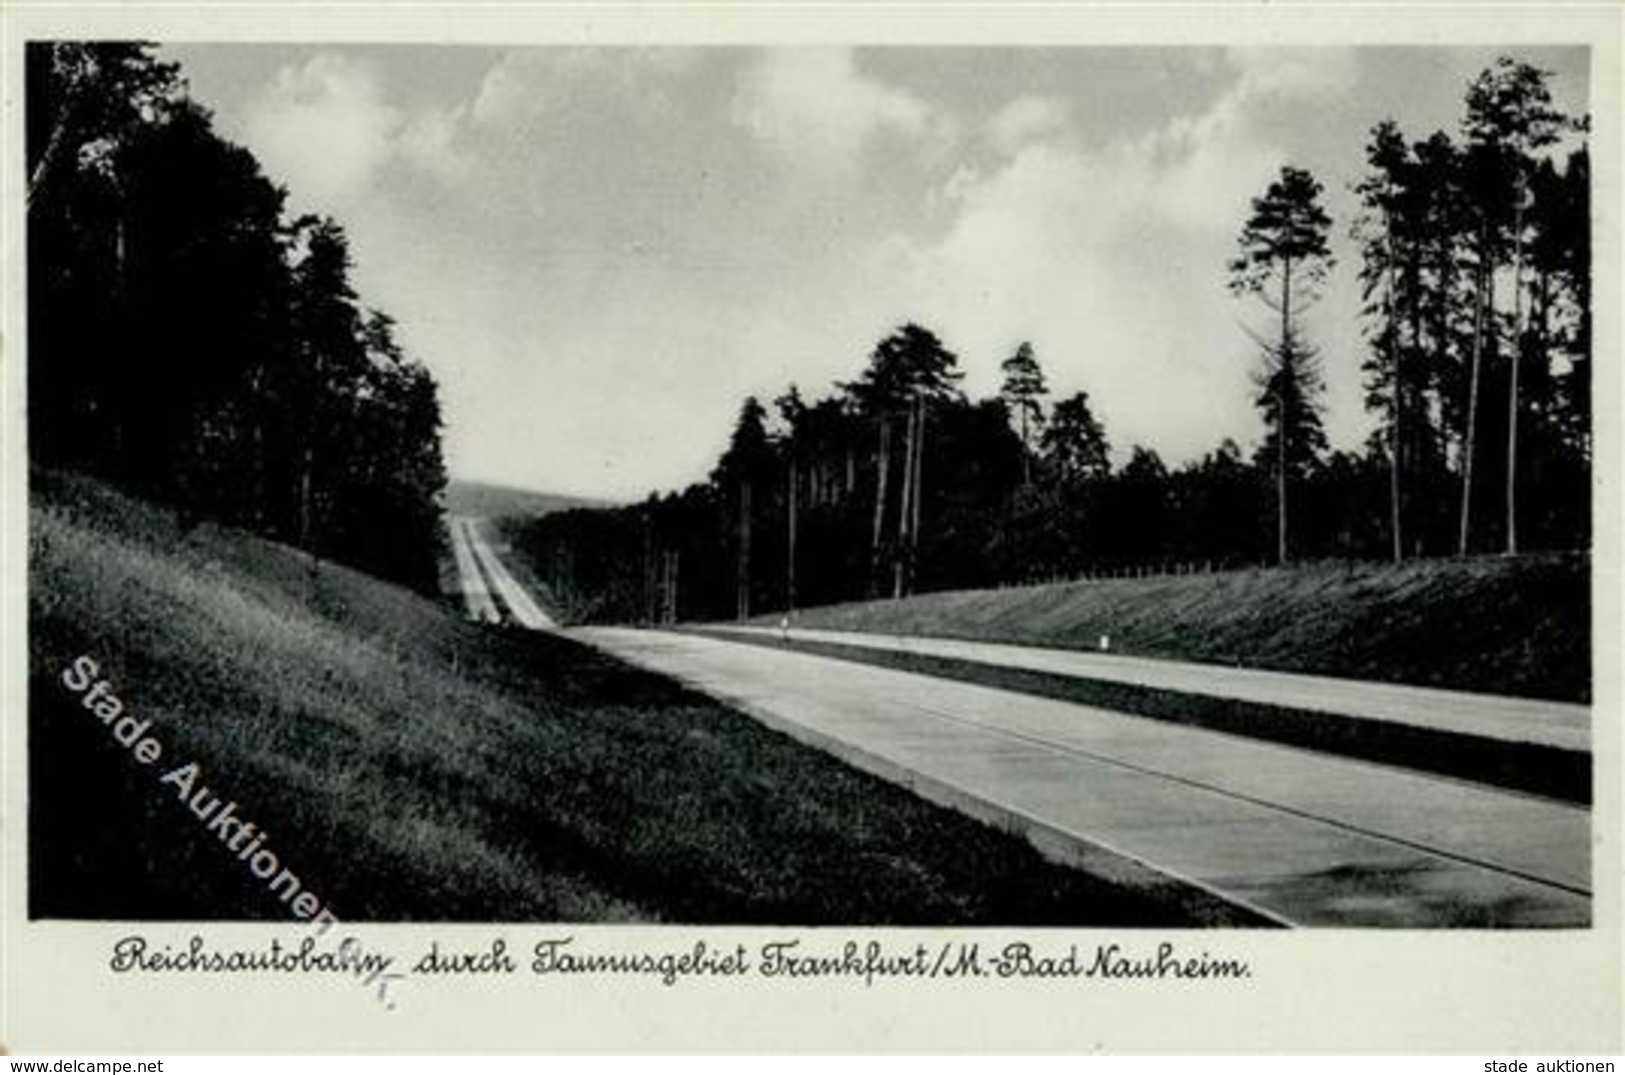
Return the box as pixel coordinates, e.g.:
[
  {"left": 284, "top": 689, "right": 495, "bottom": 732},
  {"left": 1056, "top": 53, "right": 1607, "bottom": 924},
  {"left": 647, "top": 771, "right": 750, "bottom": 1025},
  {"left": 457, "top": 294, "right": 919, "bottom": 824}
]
[{"left": 444, "top": 479, "right": 616, "bottom": 520}]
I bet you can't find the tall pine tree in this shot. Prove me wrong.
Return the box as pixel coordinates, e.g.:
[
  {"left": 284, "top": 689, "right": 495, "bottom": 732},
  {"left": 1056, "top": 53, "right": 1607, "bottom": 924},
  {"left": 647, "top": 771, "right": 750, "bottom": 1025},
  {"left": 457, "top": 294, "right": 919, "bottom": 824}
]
[{"left": 1229, "top": 165, "right": 1335, "bottom": 564}]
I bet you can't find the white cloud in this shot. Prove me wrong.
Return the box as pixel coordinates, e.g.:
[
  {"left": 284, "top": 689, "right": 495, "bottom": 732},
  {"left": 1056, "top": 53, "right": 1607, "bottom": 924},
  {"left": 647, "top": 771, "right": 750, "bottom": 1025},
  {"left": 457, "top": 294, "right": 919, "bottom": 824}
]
[
  {"left": 244, "top": 53, "right": 476, "bottom": 210},
  {"left": 397, "top": 106, "right": 470, "bottom": 182},
  {"left": 470, "top": 51, "right": 563, "bottom": 126},
  {"left": 731, "top": 48, "right": 940, "bottom": 177},
  {"left": 470, "top": 47, "right": 702, "bottom": 129},
  {"left": 883, "top": 49, "right": 1366, "bottom": 467},
  {"left": 245, "top": 54, "right": 401, "bottom": 209},
  {"left": 1225, "top": 46, "right": 1360, "bottom": 97},
  {"left": 988, "top": 95, "right": 1068, "bottom": 153},
  {"left": 890, "top": 141, "right": 1245, "bottom": 462}
]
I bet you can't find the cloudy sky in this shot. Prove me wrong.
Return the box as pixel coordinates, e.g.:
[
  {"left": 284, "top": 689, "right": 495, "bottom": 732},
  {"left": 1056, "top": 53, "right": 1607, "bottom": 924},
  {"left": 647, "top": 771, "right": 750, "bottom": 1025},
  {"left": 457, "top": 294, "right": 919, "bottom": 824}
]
[{"left": 161, "top": 43, "right": 1587, "bottom": 501}]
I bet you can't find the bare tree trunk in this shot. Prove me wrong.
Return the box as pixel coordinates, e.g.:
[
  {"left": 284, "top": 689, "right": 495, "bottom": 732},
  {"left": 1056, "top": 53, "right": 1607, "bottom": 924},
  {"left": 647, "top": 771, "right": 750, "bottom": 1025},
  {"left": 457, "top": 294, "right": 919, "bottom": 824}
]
[
  {"left": 1431, "top": 229, "right": 1456, "bottom": 557},
  {"left": 297, "top": 335, "right": 327, "bottom": 575},
  {"left": 894, "top": 399, "right": 918, "bottom": 600},
  {"left": 1391, "top": 366, "right": 1404, "bottom": 561},
  {"left": 298, "top": 447, "right": 314, "bottom": 551},
  {"left": 663, "top": 550, "right": 679, "bottom": 625},
  {"left": 786, "top": 456, "right": 797, "bottom": 613},
  {"left": 736, "top": 480, "right": 753, "bottom": 621},
  {"left": 1277, "top": 259, "right": 1292, "bottom": 566},
  {"left": 1277, "top": 390, "right": 1288, "bottom": 566},
  {"left": 642, "top": 514, "right": 655, "bottom": 624},
  {"left": 1019, "top": 408, "right": 1031, "bottom": 486},
  {"left": 1386, "top": 214, "right": 1403, "bottom": 563},
  {"left": 26, "top": 83, "right": 80, "bottom": 211},
  {"left": 1505, "top": 192, "right": 1525, "bottom": 555},
  {"left": 910, "top": 398, "right": 927, "bottom": 595},
  {"left": 1407, "top": 246, "right": 1427, "bottom": 558},
  {"left": 1459, "top": 224, "right": 1490, "bottom": 556},
  {"left": 869, "top": 417, "right": 891, "bottom": 596}
]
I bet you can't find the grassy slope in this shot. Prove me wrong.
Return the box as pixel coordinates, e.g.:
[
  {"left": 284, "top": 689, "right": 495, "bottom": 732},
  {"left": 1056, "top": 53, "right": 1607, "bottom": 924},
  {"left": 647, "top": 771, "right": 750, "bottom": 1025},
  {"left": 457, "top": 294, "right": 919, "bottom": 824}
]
[
  {"left": 767, "top": 556, "right": 1590, "bottom": 703},
  {"left": 29, "top": 470, "right": 1219, "bottom": 925}
]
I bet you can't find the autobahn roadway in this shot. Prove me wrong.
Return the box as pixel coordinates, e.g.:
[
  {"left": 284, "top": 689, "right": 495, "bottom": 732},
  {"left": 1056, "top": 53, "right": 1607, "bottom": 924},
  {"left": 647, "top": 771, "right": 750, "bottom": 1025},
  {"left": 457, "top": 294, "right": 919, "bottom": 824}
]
[
  {"left": 449, "top": 518, "right": 1591, "bottom": 928},
  {"left": 447, "top": 516, "right": 501, "bottom": 624},
  {"left": 700, "top": 623, "right": 1589, "bottom": 752},
  {"left": 457, "top": 516, "right": 558, "bottom": 631}
]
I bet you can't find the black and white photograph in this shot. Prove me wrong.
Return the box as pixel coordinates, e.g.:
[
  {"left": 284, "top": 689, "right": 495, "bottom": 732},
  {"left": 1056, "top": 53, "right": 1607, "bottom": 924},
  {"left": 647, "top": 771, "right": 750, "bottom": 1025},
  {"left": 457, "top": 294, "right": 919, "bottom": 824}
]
[{"left": 2, "top": 1, "right": 1621, "bottom": 1057}]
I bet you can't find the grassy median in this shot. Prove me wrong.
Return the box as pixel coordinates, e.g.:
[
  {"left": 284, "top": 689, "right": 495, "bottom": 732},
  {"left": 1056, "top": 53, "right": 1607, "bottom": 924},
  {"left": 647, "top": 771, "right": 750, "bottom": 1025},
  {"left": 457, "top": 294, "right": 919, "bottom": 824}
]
[{"left": 695, "top": 630, "right": 1589, "bottom": 805}]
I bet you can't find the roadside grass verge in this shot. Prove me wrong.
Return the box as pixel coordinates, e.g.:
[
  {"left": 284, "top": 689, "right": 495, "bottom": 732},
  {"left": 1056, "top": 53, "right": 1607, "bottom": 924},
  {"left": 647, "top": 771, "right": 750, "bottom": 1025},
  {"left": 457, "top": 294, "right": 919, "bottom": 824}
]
[
  {"left": 759, "top": 556, "right": 1590, "bottom": 703},
  {"left": 693, "top": 631, "right": 1590, "bottom": 806},
  {"left": 29, "top": 469, "right": 1239, "bottom": 925}
]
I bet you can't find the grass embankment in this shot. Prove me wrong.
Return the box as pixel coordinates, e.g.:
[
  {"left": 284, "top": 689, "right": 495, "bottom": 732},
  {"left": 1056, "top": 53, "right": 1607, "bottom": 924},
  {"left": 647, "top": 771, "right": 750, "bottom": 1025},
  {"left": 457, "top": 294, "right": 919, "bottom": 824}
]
[
  {"left": 766, "top": 557, "right": 1590, "bottom": 703},
  {"left": 29, "top": 470, "right": 1231, "bottom": 925}
]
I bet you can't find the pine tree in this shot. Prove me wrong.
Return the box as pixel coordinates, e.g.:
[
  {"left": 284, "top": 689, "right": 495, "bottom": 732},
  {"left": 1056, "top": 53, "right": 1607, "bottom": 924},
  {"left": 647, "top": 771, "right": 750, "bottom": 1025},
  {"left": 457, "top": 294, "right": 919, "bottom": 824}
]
[
  {"left": 1228, "top": 165, "right": 1335, "bottom": 564},
  {"left": 1040, "top": 391, "right": 1111, "bottom": 484},
  {"left": 999, "top": 341, "right": 1048, "bottom": 485},
  {"left": 846, "top": 323, "right": 961, "bottom": 597},
  {"left": 1462, "top": 57, "right": 1571, "bottom": 553},
  {"left": 1354, "top": 119, "right": 1420, "bottom": 561},
  {"left": 774, "top": 385, "right": 807, "bottom": 613},
  {"left": 713, "top": 396, "right": 772, "bottom": 620}
]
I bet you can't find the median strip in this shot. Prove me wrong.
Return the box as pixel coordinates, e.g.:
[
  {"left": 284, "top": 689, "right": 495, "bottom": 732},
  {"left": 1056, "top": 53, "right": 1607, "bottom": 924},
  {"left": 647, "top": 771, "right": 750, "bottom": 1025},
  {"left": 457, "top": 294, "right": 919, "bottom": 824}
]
[{"left": 690, "top": 628, "right": 1590, "bottom": 806}]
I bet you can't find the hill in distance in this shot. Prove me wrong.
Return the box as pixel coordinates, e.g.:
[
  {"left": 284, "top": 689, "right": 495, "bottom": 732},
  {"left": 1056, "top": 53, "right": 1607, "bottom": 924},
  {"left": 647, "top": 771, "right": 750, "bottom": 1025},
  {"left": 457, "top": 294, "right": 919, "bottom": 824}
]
[{"left": 444, "top": 478, "right": 617, "bottom": 520}]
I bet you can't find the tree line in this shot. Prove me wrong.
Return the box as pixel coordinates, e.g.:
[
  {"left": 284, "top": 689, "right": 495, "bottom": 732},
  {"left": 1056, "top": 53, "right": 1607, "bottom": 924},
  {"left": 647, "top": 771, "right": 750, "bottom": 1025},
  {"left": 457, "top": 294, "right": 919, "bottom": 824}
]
[
  {"left": 517, "top": 55, "right": 1590, "bottom": 625},
  {"left": 1239, "top": 56, "right": 1590, "bottom": 565},
  {"left": 27, "top": 43, "right": 448, "bottom": 591}
]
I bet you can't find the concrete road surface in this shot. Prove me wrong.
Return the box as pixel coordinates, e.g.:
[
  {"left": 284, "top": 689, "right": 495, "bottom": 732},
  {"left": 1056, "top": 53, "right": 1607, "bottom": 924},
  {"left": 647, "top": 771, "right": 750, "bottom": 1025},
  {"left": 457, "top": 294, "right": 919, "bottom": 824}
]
[
  {"left": 444, "top": 532, "right": 1588, "bottom": 926},
  {"left": 579, "top": 627, "right": 1590, "bottom": 928},
  {"left": 705, "top": 624, "right": 1589, "bottom": 752},
  {"left": 447, "top": 517, "right": 501, "bottom": 624},
  {"left": 456, "top": 516, "right": 559, "bottom": 630}
]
